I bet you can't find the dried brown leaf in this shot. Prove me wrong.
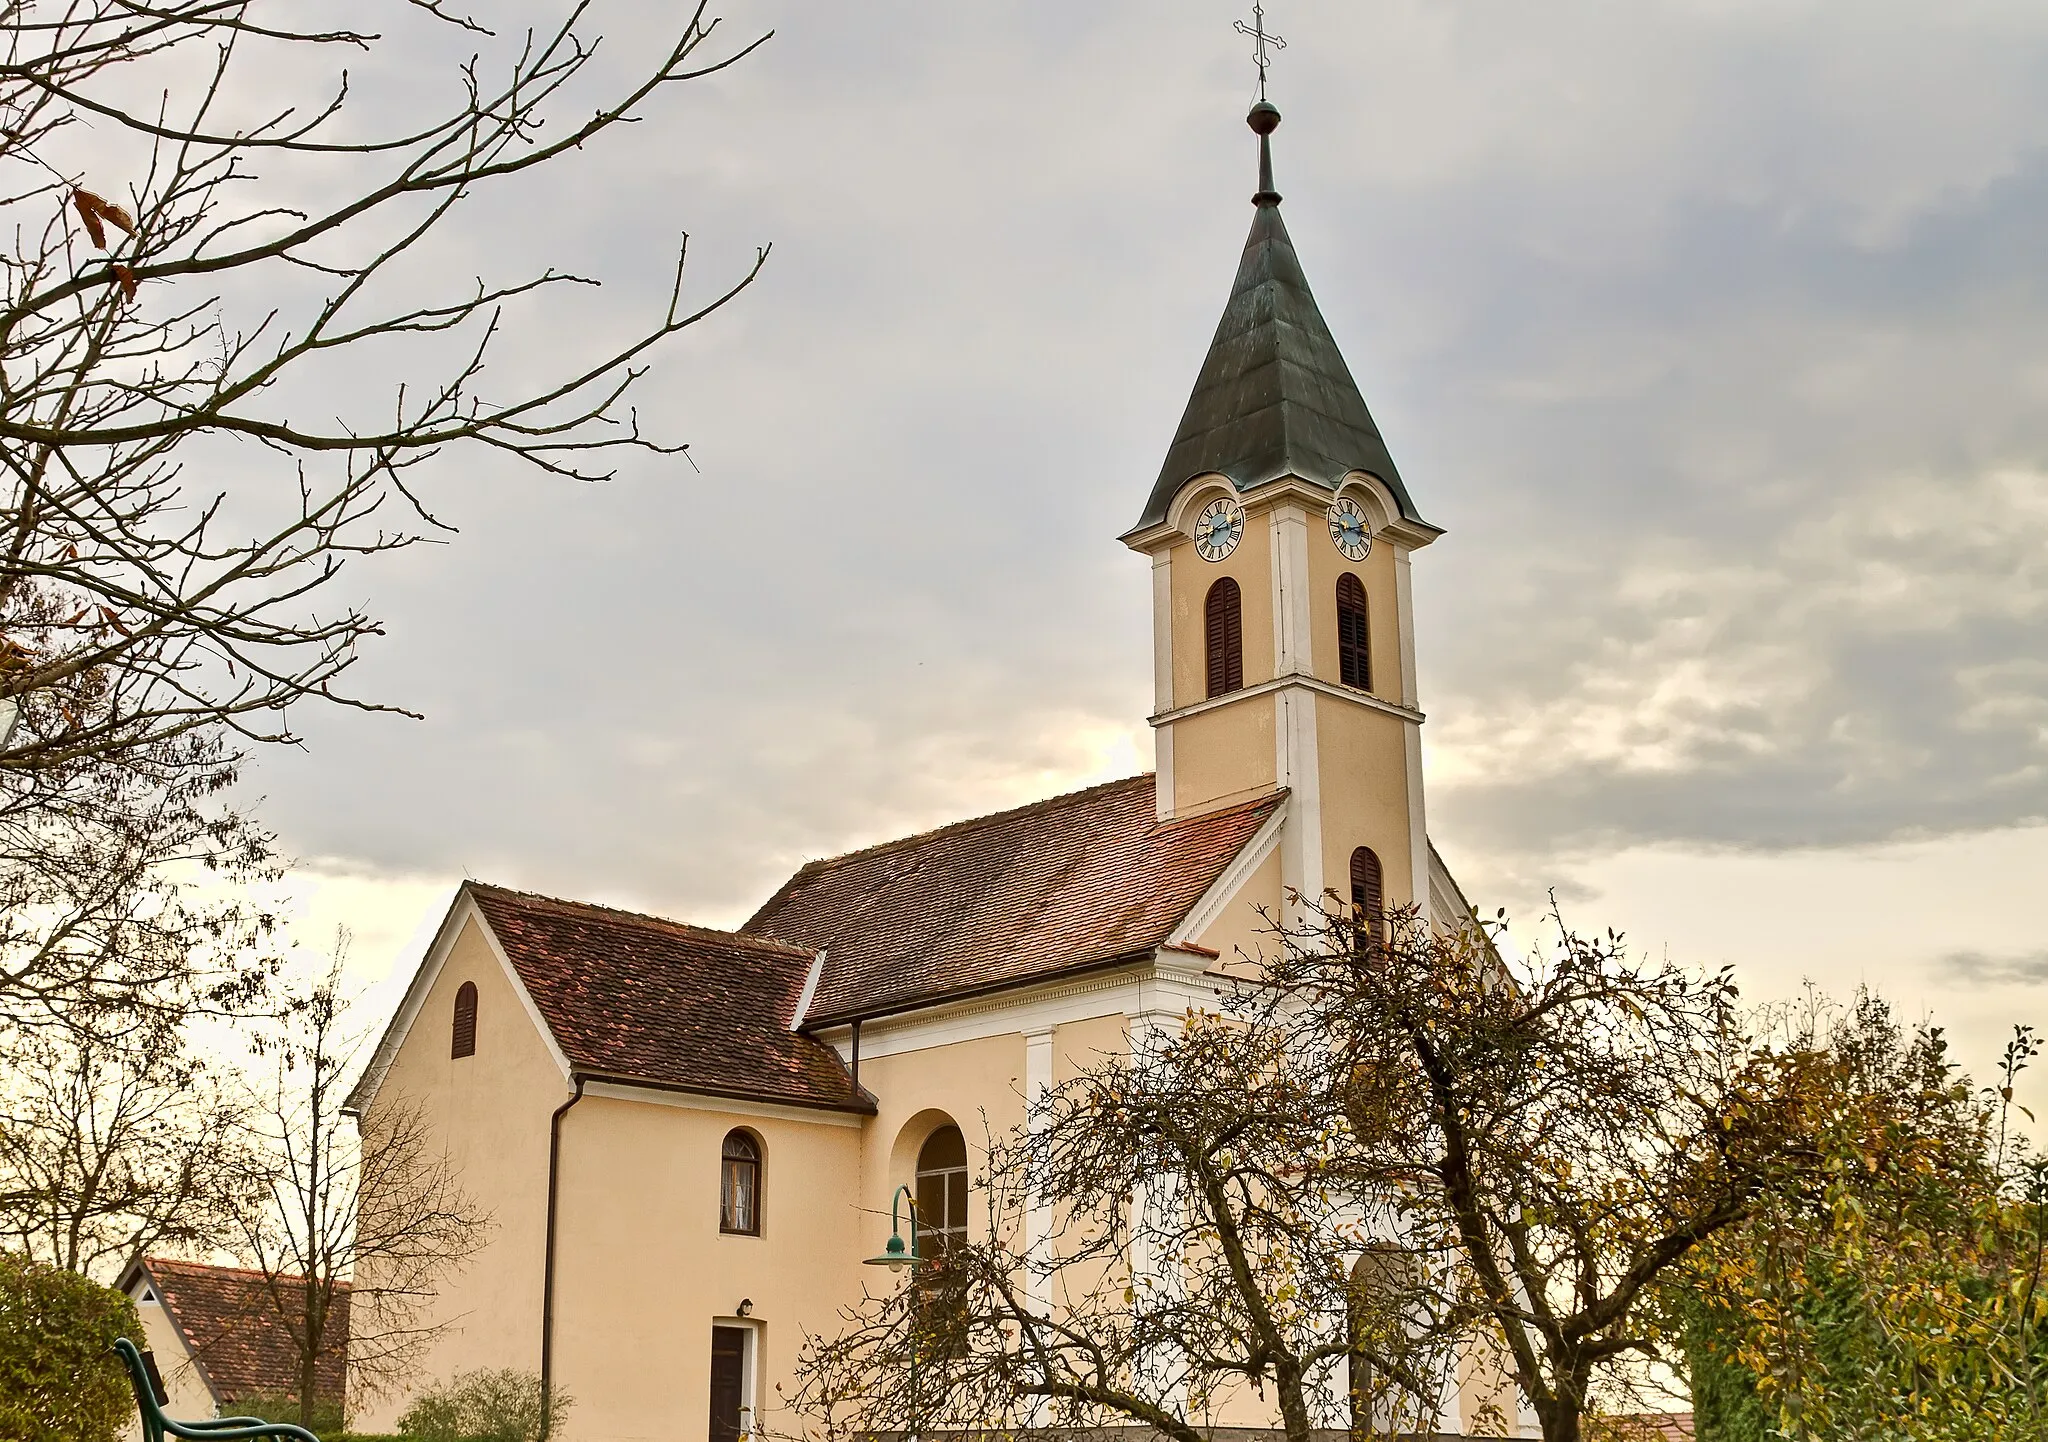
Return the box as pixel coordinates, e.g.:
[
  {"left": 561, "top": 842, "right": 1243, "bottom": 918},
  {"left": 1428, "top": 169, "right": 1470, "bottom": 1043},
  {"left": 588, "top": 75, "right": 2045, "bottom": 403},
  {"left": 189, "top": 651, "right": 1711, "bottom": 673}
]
[
  {"left": 71, "top": 189, "right": 107, "bottom": 249},
  {"left": 111, "top": 263, "right": 136, "bottom": 301}
]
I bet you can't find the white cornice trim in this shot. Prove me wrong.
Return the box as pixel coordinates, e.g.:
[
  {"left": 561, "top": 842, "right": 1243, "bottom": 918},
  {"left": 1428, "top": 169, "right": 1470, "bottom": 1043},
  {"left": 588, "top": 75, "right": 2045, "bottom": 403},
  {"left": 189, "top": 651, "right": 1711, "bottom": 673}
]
[
  {"left": 1149, "top": 672, "right": 1424, "bottom": 728},
  {"left": 1169, "top": 793, "right": 1289, "bottom": 949},
  {"left": 813, "top": 964, "right": 1156, "bottom": 1060},
  {"left": 1123, "top": 471, "right": 1442, "bottom": 553},
  {"left": 581, "top": 1080, "right": 866, "bottom": 1129}
]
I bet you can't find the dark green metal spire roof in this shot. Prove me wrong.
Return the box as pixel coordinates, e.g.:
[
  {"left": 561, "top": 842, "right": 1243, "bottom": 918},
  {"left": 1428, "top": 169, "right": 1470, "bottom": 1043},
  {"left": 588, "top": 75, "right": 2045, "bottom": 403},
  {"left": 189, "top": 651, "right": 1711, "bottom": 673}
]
[{"left": 1134, "top": 104, "right": 1425, "bottom": 532}]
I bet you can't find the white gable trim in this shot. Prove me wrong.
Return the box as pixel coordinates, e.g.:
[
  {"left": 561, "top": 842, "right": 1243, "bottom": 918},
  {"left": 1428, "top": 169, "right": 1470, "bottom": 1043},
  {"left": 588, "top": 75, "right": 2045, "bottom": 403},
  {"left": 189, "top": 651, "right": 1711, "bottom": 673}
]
[
  {"left": 581, "top": 1080, "right": 865, "bottom": 1128},
  {"left": 345, "top": 888, "right": 572, "bottom": 1116},
  {"left": 791, "top": 950, "right": 826, "bottom": 1030},
  {"left": 1166, "top": 794, "right": 1289, "bottom": 950}
]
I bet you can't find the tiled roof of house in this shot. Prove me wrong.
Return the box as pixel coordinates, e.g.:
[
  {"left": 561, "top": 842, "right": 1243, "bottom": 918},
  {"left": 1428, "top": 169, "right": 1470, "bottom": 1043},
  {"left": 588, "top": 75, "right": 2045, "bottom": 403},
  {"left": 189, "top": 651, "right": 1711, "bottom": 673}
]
[
  {"left": 126, "top": 1257, "right": 347, "bottom": 1406},
  {"left": 745, "top": 775, "right": 1285, "bottom": 1024},
  {"left": 465, "top": 883, "right": 871, "bottom": 1113}
]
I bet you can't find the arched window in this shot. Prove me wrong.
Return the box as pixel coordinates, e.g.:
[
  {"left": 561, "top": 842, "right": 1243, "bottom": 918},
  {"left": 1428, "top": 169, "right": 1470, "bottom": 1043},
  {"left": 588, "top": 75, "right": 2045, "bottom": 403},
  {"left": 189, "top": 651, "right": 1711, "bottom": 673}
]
[
  {"left": 916, "top": 1124, "right": 971, "bottom": 1355},
  {"left": 915, "top": 1125, "right": 969, "bottom": 1264},
  {"left": 1336, "top": 573, "right": 1371, "bottom": 691},
  {"left": 1349, "top": 847, "right": 1385, "bottom": 952},
  {"left": 450, "top": 980, "right": 477, "bottom": 1059},
  {"left": 720, "top": 1130, "right": 761, "bottom": 1235},
  {"left": 1205, "top": 577, "right": 1244, "bottom": 698}
]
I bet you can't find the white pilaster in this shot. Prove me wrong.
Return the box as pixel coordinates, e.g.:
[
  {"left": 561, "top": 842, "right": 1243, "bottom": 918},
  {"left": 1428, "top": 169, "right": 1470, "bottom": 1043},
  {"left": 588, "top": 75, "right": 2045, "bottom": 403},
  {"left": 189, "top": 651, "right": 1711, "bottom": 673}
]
[
  {"left": 1023, "top": 1028, "right": 1054, "bottom": 1318},
  {"left": 1153, "top": 552, "right": 1176, "bottom": 821},
  {"left": 1270, "top": 503, "right": 1313, "bottom": 677},
  {"left": 1275, "top": 686, "right": 1324, "bottom": 915},
  {"left": 1394, "top": 546, "right": 1429, "bottom": 918}
]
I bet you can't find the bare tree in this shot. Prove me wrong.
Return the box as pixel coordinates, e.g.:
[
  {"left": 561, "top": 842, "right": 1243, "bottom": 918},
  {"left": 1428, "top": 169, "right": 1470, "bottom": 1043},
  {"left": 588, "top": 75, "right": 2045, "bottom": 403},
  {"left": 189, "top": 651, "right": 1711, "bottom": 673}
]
[
  {"left": 0, "top": 0, "right": 767, "bottom": 1034},
  {"left": 0, "top": 1017, "right": 247, "bottom": 1278},
  {"left": 0, "top": 0, "right": 768, "bottom": 776},
  {"left": 0, "top": 721, "right": 279, "bottom": 1031},
  {"left": 794, "top": 902, "right": 1915, "bottom": 1442},
  {"left": 233, "top": 948, "right": 487, "bottom": 1428},
  {"left": 790, "top": 993, "right": 1464, "bottom": 1442}
]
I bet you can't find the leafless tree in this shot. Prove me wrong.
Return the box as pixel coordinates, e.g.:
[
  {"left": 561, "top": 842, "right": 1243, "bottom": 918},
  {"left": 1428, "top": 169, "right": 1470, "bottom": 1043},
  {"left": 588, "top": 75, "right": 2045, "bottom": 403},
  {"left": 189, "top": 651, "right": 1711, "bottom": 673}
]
[
  {"left": 0, "top": 0, "right": 767, "bottom": 1033},
  {"left": 0, "top": 1017, "right": 247, "bottom": 1278},
  {"left": 794, "top": 901, "right": 1899, "bottom": 1442},
  {"left": 0, "top": 0, "right": 768, "bottom": 774},
  {"left": 789, "top": 990, "right": 1465, "bottom": 1442},
  {"left": 233, "top": 948, "right": 487, "bottom": 1428}
]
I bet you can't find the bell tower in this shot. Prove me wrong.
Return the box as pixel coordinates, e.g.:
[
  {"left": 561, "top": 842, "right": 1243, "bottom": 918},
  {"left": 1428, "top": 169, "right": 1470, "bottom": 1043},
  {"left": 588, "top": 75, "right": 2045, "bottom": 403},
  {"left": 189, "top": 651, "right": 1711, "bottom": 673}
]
[{"left": 1120, "top": 99, "right": 1443, "bottom": 922}]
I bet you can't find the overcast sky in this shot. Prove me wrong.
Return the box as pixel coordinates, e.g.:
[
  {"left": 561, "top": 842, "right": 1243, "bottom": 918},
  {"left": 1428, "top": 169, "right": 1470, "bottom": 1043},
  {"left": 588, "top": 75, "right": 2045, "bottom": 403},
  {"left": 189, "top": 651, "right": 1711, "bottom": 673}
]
[{"left": 224, "top": 1, "right": 2048, "bottom": 1091}]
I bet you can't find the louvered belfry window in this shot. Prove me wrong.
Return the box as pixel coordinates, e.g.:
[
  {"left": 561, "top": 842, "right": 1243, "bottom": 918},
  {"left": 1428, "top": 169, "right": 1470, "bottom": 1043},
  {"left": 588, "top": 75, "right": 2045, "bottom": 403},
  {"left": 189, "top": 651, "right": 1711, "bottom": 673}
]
[
  {"left": 1349, "top": 847, "right": 1385, "bottom": 951},
  {"left": 1336, "top": 573, "right": 1371, "bottom": 691},
  {"left": 451, "top": 980, "right": 478, "bottom": 1059},
  {"left": 1205, "top": 577, "right": 1244, "bottom": 699}
]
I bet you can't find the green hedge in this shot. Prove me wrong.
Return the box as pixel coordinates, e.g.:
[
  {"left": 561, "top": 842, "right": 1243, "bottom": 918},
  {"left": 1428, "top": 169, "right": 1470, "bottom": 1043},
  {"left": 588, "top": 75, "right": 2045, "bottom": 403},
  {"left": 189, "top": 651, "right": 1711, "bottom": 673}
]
[{"left": 0, "top": 1250, "right": 144, "bottom": 1442}]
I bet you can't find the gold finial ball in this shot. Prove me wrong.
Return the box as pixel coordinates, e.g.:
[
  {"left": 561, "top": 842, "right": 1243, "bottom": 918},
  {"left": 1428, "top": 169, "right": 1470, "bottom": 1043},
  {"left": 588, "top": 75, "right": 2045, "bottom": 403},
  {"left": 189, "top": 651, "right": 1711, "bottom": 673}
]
[{"left": 1247, "top": 100, "right": 1281, "bottom": 135}]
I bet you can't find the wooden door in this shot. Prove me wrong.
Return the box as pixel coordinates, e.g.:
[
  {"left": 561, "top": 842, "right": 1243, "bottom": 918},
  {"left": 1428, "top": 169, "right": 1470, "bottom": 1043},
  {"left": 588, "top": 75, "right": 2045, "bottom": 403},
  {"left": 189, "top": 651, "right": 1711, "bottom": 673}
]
[{"left": 709, "top": 1326, "right": 747, "bottom": 1442}]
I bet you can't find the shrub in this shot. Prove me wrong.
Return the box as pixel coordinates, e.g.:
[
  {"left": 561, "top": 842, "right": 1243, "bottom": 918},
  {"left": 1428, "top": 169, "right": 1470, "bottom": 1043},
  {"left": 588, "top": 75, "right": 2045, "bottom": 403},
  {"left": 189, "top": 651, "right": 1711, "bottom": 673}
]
[
  {"left": 0, "top": 1250, "right": 144, "bottom": 1442},
  {"left": 397, "top": 1369, "right": 571, "bottom": 1442},
  {"left": 235, "top": 1392, "right": 348, "bottom": 1435}
]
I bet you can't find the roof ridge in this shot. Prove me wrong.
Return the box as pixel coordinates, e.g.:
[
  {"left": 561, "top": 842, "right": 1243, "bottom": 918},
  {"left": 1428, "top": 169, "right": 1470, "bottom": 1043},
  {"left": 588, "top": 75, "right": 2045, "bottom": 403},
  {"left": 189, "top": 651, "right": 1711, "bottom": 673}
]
[
  {"left": 1154, "top": 787, "right": 1286, "bottom": 832},
  {"left": 466, "top": 882, "right": 812, "bottom": 958},
  {"left": 770, "top": 774, "right": 1156, "bottom": 879},
  {"left": 143, "top": 1256, "right": 346, "bottom": 1290}
]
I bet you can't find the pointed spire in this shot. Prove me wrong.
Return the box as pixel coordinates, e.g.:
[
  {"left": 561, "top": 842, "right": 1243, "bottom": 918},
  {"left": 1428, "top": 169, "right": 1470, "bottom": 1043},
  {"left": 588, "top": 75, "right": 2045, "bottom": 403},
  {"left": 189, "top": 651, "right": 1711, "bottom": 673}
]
[{"left": 1131, "top": 104, "right": 1428, "bottom": 533}]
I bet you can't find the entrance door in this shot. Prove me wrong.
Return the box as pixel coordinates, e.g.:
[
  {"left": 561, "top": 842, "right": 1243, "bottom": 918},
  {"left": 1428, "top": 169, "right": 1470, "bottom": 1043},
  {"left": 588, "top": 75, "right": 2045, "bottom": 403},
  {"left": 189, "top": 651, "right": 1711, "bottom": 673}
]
[{"left": 709, "top": 1325, "right": 748, "bottom": 1442}]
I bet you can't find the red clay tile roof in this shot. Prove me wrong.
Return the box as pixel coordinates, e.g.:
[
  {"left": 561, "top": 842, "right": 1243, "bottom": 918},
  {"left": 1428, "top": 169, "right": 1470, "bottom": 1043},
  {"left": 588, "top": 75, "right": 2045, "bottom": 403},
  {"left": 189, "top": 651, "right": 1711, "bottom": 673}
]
[
  {"left": 126, "top": 1257, "right": 347, "bottom": 1407},
  {"left": 744, "top": 775, "right": 1285, "bottom": 1024},
  {"left": 465, "top": 884, "right": 871, "bottom": 1113}
]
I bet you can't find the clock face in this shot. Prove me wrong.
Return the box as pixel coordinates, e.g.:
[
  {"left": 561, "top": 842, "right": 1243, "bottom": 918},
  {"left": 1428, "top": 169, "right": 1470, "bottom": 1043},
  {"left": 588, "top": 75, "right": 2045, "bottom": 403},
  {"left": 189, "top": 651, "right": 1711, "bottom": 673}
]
[
  {"left": 1193, "top": 496, "right": 1245, "bottom": 562},
  {"left": 1327, "top": 497, "right": 1373, "bottom": 561}
]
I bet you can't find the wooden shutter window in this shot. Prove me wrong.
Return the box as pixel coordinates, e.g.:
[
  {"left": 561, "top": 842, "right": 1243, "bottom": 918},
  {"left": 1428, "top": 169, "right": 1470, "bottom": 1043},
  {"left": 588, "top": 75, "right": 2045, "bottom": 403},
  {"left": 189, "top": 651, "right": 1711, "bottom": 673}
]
[
  {"left": 1205, "top": 577, "right": 1244, "bottom": 699},
  {"left": 1349, "top": 847, "right": 1385, "bottom": 952},
  {"left": 1336, "top": 573, "right": 1372, "bottom": 691},
  {"left": 451, "top": 980, "right": 477, "bottom": 1059}
]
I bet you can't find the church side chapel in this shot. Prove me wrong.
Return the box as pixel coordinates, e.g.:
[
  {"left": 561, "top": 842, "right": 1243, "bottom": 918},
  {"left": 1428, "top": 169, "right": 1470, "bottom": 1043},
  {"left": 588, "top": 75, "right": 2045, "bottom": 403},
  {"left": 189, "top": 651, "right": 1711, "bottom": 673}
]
[{"left": 344, "top": 44, "right": 1523, "bottom": 1442}]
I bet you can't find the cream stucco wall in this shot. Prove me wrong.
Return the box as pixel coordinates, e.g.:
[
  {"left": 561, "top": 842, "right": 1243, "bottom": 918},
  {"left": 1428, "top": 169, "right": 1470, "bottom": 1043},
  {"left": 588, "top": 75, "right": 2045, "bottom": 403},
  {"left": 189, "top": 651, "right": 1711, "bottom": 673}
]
[
  {"left": 548, "top": 1093, "right": 865, "bottom": 1442},
  {"left": 1312, "top": 692, "right": 1420, "bottom": 910},
  {"left": 350, "top": 914, "right": 569, "bottom": 1430},
  {"left": 132, "top": 1295, "right": 216, "bottom": 1424},
  {"left": 1167, "top": 511, "right": 1276, "bottom": 710}
]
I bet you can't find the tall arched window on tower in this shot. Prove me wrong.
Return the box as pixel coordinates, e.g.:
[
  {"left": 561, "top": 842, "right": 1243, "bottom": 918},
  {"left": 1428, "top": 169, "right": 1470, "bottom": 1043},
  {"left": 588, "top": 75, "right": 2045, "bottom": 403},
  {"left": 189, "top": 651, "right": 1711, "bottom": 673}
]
[
  {"left": 1349, "top": 846, "right": 1385, "bottom": 953},
  {"left": 1336, "top": 573, "right": 1371, "bottom": 691},
  {"left": 1205, "top": 576, "right": 1244, "bottom": 698},
  {"left": 916, "top": 1123, "right": 971, "bottom": 1354},
  {"left": 450, "top": 980, "right": 477, "bottom": 1059},
  {"left": 720, "top": 1130, "right": 761, "bottom": 1235}
]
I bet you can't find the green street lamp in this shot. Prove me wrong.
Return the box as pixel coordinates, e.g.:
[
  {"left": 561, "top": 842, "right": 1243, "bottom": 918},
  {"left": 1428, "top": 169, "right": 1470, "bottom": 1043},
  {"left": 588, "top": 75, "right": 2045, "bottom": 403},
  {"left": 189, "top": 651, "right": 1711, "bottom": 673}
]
[
  {"left": 863, "top": 1184, "right": 924, "bottom": 1441},
  {"left": 864, "top": 1183, "right": 924, "bottom": 1271}
]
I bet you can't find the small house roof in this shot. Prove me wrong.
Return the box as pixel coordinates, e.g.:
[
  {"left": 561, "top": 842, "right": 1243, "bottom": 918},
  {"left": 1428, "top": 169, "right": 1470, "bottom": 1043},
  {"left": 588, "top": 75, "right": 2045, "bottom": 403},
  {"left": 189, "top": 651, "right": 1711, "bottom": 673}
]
[{"left": 120, "top": 1257, "right": 347, "bottom": 1407}]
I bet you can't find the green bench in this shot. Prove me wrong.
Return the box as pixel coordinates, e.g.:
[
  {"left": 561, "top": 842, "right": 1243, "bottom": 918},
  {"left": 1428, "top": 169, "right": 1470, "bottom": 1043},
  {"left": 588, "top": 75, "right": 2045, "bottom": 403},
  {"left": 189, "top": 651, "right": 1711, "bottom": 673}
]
[{"left": 114, "top": 1337, "right": 322, "bottom": 1442}]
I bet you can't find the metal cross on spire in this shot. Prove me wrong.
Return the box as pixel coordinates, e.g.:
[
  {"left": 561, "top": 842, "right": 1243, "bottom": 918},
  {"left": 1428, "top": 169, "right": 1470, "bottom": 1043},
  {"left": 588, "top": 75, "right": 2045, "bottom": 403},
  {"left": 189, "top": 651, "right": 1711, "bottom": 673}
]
[{"left": 1234, "top": 3, "right": 1286, "bottom": 100}]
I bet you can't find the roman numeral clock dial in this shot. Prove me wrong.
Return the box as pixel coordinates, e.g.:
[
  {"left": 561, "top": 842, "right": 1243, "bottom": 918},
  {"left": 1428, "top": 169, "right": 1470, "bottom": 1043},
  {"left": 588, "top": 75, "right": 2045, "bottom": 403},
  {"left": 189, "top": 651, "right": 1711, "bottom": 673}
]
[
  {"left": 1327, "top": 496, "right": 1372, "bottom": 561},
  {"left": 1194, "top": 496, "right": 1245, "bottom": 561}
]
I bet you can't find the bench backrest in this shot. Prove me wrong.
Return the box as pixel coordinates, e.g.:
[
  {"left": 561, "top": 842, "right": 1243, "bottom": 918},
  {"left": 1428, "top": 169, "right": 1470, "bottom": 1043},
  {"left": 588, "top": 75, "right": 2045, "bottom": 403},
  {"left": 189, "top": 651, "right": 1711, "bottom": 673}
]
[{"left": 112, "top": 1338, "right": 324, "bottom": 1442}]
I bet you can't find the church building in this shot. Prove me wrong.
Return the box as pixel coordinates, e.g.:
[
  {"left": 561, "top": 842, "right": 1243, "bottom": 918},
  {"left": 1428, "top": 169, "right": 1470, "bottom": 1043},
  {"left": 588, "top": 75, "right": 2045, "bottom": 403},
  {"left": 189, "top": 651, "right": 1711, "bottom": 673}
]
[{"left": 345, "top": 96, "right": 1513, "bottom": 1441}]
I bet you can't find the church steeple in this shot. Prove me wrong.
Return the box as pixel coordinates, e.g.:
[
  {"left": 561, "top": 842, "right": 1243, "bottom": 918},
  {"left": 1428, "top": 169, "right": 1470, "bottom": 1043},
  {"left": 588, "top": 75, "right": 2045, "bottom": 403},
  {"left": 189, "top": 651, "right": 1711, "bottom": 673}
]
[
  {"left": 1122, "top": 85, "right": 1441, "bottom": 936},
  {"left": 1130, "top": 102, "right": 1427, "bottom": 534}
]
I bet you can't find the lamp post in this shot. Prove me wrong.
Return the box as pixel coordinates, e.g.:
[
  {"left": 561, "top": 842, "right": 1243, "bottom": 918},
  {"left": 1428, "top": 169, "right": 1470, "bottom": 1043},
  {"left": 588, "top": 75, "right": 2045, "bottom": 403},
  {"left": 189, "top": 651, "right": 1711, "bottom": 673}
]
[{"left": 863, "top": 1183, "right": 925, "bottom": 1442}]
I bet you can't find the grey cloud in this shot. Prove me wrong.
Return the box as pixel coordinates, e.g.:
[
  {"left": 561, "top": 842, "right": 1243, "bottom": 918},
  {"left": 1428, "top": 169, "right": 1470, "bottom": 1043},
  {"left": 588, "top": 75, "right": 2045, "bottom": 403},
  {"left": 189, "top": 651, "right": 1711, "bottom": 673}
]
[
  {"left": 204, "top": 2, "right": 2048, "bottom": 925},
  {"left": 1940, "top": 950, "right": 2048, "bottom": 985}
]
